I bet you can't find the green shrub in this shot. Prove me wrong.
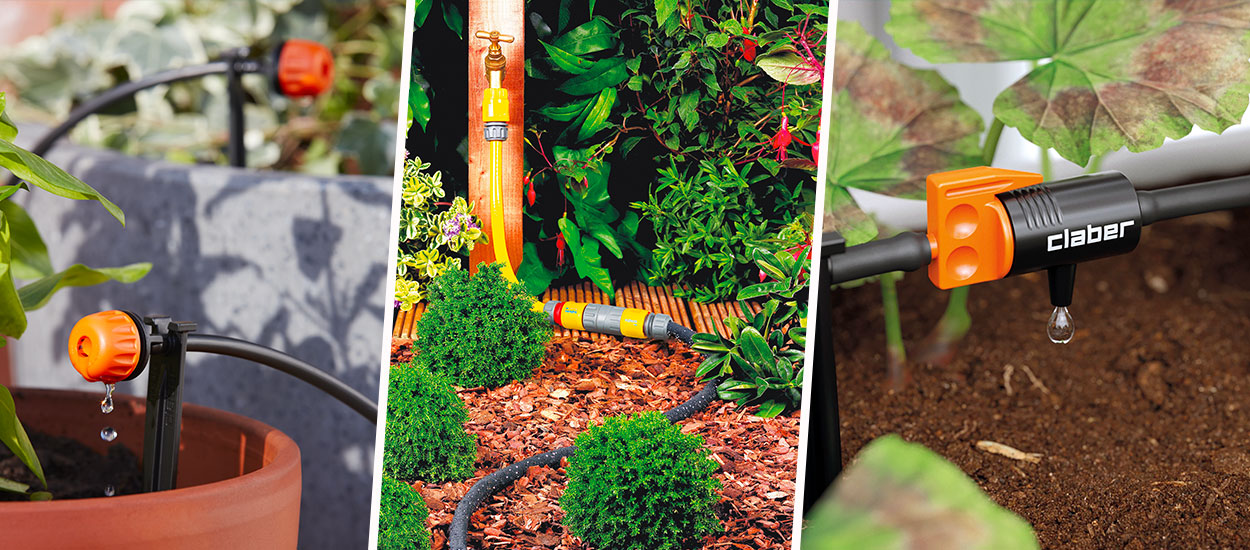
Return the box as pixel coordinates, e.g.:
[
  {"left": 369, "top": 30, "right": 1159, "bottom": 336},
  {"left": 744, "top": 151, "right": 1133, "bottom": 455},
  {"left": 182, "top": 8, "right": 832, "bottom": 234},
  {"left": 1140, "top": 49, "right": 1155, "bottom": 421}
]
[
  {"left": 561, "top": 411, "right": 721, "bottom": 550},
  {"left": 383, "top": 364, "right": 476, "bottom": 482},
  {"left": 413, "top": 263, "right": 552, "bottom": 387},
  {"left": 378, "top": 476, "right": 431, "bottom": 550}
]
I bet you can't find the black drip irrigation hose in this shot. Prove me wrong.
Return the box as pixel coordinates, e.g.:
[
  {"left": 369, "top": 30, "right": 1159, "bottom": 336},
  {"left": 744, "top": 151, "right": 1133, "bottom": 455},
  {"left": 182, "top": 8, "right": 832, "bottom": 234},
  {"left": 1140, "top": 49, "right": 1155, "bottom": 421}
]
[
  {"left": 16, "top": 63, "right": 231, "bottom": 167},
  {"left": 447, "top": 320, "right": 719, "bottom": 550},
  {"left": 185, "top": 334, "right": 378, "bottom": 424},
  {"left": 1137, "top": 173, "right": 1250, "bottom": 226}
]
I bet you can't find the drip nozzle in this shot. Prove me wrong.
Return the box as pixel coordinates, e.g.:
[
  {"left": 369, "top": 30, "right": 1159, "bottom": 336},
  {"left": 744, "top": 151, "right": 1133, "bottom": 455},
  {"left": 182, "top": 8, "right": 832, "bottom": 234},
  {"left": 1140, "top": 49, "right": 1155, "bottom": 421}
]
[
  {"left": 1046, "top": 264, "right": 1076, "bottom": 344},
  {"left": 475, "top": 30, "right": 514, "bottom": 85},
  {"left": 69, "top": 310, "right": 149, "bottom": 383}
]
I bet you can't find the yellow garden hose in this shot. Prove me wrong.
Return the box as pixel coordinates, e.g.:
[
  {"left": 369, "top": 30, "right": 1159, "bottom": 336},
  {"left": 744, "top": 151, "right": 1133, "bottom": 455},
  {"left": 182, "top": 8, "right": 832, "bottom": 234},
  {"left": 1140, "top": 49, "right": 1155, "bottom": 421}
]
[{"left": 476, "top": 30, "right": 671, "bottom": 336}]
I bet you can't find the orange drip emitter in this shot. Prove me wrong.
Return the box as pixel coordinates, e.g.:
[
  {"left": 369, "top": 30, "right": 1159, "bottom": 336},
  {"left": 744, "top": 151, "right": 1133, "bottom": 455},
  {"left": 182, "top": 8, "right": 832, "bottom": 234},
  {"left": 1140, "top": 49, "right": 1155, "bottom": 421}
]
[{"left": 924, "top": 167, "right": 1043, "bottom": 290}]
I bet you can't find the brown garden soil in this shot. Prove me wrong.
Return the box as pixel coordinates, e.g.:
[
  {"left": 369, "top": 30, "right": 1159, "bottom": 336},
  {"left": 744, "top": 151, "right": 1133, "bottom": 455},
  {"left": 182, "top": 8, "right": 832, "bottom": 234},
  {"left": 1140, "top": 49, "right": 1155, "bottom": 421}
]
[
  {"left": 393, "top": 334, "right": 799, "bottom": 549},
  {"left": 831, "top": 210, "right": 1250, "bottom": 548},
  {"left": 0, "top": 430, "right": 142, "bottom": 501}
]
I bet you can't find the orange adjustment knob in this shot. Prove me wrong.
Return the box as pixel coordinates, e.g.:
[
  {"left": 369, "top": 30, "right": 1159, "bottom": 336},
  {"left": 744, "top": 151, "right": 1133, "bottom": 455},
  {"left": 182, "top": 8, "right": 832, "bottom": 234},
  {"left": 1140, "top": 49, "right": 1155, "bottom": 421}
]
[
  {"left": 926, "top": 166, "right": 1043, "bottom": 290},
  {"left": 275, "top": 39, "right": 334, "bottom": 97},
  {"left": 69, "top": 310, "right": 146, "bottom": 384}
]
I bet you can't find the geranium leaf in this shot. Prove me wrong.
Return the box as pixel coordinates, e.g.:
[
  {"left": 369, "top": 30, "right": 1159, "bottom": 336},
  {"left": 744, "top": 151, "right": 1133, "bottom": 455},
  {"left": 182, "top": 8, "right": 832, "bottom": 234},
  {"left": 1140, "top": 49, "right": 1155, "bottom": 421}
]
[
  {"left": 828, "top": 21, "right": 983, "bottom": 201},
  {"left": 889, "top": 0, "right": 1250, "bottom": 165}
]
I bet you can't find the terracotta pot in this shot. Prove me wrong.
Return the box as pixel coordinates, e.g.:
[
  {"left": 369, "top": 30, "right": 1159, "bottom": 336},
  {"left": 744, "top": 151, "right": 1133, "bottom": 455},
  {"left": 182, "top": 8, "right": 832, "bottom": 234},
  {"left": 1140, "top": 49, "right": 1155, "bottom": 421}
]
[{"left": 0, "top": 388, "right": 301, "bottom": 549}]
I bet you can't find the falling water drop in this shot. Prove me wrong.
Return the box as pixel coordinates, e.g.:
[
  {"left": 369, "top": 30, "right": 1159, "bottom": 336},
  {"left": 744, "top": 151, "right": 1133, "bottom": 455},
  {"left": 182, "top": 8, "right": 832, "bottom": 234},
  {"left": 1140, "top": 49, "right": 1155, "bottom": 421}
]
[
  {"left": 100, "top": 426, "right": 117, "bottom": 442},
  {"left": 100, "top": 383, "right": 115, "bottom": 414},
  {"left": 1047, "top": 306, "right": 1075, "bottom": 344},
  {"left": 104, "top": 485, "right": 116, "bottom": 497}
]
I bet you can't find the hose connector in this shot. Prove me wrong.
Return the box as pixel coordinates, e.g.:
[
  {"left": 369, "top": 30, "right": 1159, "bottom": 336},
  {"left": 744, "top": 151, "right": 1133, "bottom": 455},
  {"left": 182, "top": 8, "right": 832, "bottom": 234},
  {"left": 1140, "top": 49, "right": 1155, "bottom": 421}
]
[{"left": 544, "top": 301, "right": 673, "bottom": 340}]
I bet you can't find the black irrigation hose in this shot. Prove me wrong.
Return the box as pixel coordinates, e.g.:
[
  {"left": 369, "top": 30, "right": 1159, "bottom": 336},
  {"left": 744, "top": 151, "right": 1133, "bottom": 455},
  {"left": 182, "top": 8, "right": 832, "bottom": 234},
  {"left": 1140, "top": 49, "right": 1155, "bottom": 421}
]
[
  {"left": 1137, "top": 173, "right": 1250, "bottom": 226},
  {"left": 447, "top": 320, "right": 719, "bottom": 550},
  {"left": 185, "top": 334, "right": 378, "bottom": 424}
]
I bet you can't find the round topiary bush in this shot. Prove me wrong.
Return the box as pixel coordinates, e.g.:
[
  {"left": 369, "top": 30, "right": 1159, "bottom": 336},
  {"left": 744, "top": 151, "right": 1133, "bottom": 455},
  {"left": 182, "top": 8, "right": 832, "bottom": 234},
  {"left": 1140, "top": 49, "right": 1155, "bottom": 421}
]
[
  {"left": 383, "top": 363, "right": 476, "bottom": 482},
  {"left": 561, "top": 411, "right": 722, "bottom": 550},
  {"left": 378, "top": 476, "right": 431, "bottom": 550},
  {"left": 413, "top": 262, "right": 552, "bottom": 387}
]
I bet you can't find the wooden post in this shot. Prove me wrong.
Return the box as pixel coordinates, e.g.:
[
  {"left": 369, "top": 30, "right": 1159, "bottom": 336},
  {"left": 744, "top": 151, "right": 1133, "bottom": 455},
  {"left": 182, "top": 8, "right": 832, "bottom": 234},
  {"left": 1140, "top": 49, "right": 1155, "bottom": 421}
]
[{"left": 468, "top": 0, "right": 525, "bottom": 273}]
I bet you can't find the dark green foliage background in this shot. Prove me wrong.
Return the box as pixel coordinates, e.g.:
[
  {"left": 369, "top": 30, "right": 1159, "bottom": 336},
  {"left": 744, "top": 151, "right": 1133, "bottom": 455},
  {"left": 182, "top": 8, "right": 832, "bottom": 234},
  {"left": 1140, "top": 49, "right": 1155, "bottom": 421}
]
[
  {"left": 378, "top": 476, "right": 432, "bottom": 550},
  {"left": 561, "top": 411, "right": 722, "bottom": 550},
  {"left": 413, "top": 263, "right": 553, "bottom": 387},
  {"left": 382, "top": 363, "right": 476, "bottom": 482}
]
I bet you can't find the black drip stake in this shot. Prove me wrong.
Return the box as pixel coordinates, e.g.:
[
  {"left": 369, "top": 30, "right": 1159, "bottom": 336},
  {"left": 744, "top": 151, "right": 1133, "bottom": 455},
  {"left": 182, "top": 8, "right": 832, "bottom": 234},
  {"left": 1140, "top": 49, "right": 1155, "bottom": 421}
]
[{"left": 803, "top": 231, "right": 844, "bottom": 513}]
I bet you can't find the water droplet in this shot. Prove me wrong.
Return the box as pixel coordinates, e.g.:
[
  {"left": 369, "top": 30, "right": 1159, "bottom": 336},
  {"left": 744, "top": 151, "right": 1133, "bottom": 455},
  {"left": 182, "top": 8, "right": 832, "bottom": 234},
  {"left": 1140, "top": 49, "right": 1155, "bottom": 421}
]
[
  {"left": 100, "top": 383, "right": 115, "bottom": 414},
  {"left": 104, "top": 485, "right": 115, "bottom": 497},
  {"left": 1047, "top": 306, "right": 1075, "bottom": 344},
  {"left": 100, "top": 427, "right": 117, "bottom": 442}
]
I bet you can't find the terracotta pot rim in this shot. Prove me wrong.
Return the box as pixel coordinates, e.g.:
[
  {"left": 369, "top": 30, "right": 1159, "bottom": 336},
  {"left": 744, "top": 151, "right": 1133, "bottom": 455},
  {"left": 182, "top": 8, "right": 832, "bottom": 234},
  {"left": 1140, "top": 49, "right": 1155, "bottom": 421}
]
[{"left": 0, "top": 387, "right": 300, "bottom": 509}]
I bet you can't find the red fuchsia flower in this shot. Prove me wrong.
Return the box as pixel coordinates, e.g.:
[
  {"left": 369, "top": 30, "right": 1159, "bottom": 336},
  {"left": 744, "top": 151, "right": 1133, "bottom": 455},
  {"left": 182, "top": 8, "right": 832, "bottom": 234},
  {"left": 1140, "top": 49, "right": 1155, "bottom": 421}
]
[
  {"left": 556, "top": 232, "right": 566, "bottom": 267},
  {"left": 524, "top": 174, "right": 535, "bottom": 206},
  {"left": 771, "top": 114, "right": 792, "bottom": 161},
  {"left": 811, "top": 130, "right": 820, "bottom": 159},
  {"left": 742, "top": 26, "right": 757, "bottom": 62}
]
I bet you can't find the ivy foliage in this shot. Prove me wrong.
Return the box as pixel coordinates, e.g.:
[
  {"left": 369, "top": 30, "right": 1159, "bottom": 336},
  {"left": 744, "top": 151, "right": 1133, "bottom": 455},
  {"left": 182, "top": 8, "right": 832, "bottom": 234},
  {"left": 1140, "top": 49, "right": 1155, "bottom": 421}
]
[
  {"left": 382, "top": 363, "right": 476, "bottom": 482},
  {"left": 413, "top": 263, "right": 552, "bottom": 387},
  {"left": 378, "top": 476, "right": 432, "bottom": 550},
  {"left": 561, "top": 411, "right": 722, "bottom": 550}
]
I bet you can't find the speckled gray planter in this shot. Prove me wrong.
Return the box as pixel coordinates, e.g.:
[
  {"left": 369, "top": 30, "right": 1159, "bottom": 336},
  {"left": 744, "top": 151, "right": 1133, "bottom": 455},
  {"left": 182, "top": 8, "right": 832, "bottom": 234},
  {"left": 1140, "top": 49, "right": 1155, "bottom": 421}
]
[{"left": 11, "top": 134, "right": 392, "bottom": 549}]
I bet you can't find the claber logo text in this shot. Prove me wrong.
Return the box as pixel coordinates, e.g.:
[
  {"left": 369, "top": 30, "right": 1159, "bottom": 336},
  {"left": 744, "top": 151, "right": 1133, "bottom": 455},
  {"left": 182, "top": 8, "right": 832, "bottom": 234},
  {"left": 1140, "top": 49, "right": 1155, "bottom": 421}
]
[{"left": 1047, "top": 220, "right": 1134, "bottom": 252}]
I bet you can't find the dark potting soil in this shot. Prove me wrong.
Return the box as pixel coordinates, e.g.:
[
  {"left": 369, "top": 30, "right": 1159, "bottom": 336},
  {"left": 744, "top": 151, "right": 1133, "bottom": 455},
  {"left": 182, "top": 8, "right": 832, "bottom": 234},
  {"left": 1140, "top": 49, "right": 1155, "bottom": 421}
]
[
  {"left": 0, "top": 430, "right": 142, "bottom": 501},
  {"left": 829, "top": 210, "right": 1250, "bottom": 548}
]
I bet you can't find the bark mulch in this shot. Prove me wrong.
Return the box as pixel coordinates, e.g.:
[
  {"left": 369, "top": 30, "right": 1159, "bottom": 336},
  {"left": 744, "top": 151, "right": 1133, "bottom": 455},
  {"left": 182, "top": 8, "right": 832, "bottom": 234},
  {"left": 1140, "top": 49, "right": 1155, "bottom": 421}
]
[{"left": 391, "top": 334, "right": 799, "bottom": 549}]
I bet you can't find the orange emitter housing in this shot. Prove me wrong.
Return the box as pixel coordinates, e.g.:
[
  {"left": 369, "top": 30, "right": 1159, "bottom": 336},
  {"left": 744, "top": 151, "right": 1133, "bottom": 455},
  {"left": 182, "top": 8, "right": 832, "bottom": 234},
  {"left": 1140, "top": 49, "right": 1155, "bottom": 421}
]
[{"left": 925, "top": 167, "right": 1043, "bottom": 289}]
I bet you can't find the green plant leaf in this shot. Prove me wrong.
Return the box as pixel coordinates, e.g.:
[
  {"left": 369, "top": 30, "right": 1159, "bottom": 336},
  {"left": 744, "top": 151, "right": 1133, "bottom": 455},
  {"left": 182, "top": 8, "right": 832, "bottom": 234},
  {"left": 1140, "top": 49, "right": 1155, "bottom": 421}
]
[
  {"left": 802, "top": 434, "right": 1038, "bottom": 550},
  {"left": 554, "top": 18, "right": 616, "bottom": 55},
  {"left": 705, "top": 32, "right": 729, "bottom": 49},
  {"left": 558, "top": 218, "right": 615, "bottom": 300},
  {"left": 537, "top": 97, "right": 595, "bottom": 122},
  {"left": 756, "top": 52, "right": 821, "bottom": 85},
  {"left": 827, "top": 21, "right": 983, "bottom": 201},
  {"left": 736, "top": 281, "right": 788, "bottom": 301},
  {"left": 18, "top": 263, "right": 152, "bottom": 311},
  {"left": 541, "top": 40, "right": 595, "bottom": 75},
  {"left": 409, "top": 83, "right": 431, "bottom": 131},
  {"left": 0, "top": 476, "right": 29, "bottom": 495},
  {"left": 888, "top": 0, "right": 1250, "bottom": 165},
  {"left": 0, "top": 93, "right": 16, "bottom": 142},
  {"left": 441, "top": 2, "right": 464, "bottom": 39},
  {"left": 412, "top": 0, "right": 433, "bottom": 27},
  {"left": 655, "top": 0, "right": 678, "bottom": 28},
  {"left": 577, "top": 87, "right": 617, "bottom": 141},
  {"left": 516, "top": 242, "right": 556, "bottom": 296},
  {"left": 756, "top": 400, "right": 786, "bottom": 418},
  {"left": 0, "top": 212, "right": 25, "bottom": 340},
  {"left": 736, "top": 326, "right": 773, "bottom": 367},
  {"left": 2, "top": 201, "right": 52, "bottom": 280},
  {"left": 0, "top": 140, "right": 125, "bottom": 224},
  {"left": 558, "top": 57, "right": 628, "bottom": 96},
  {"left": 0, "top": 386, "right": 45, "bottom": 489}
]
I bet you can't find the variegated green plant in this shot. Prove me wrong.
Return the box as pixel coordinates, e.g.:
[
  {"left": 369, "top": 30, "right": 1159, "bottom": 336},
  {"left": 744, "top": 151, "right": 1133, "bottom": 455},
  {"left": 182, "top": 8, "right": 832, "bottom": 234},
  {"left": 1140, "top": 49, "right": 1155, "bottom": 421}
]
[{"left": 394, "top": 157, "right": 485, "bottom": 310}]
